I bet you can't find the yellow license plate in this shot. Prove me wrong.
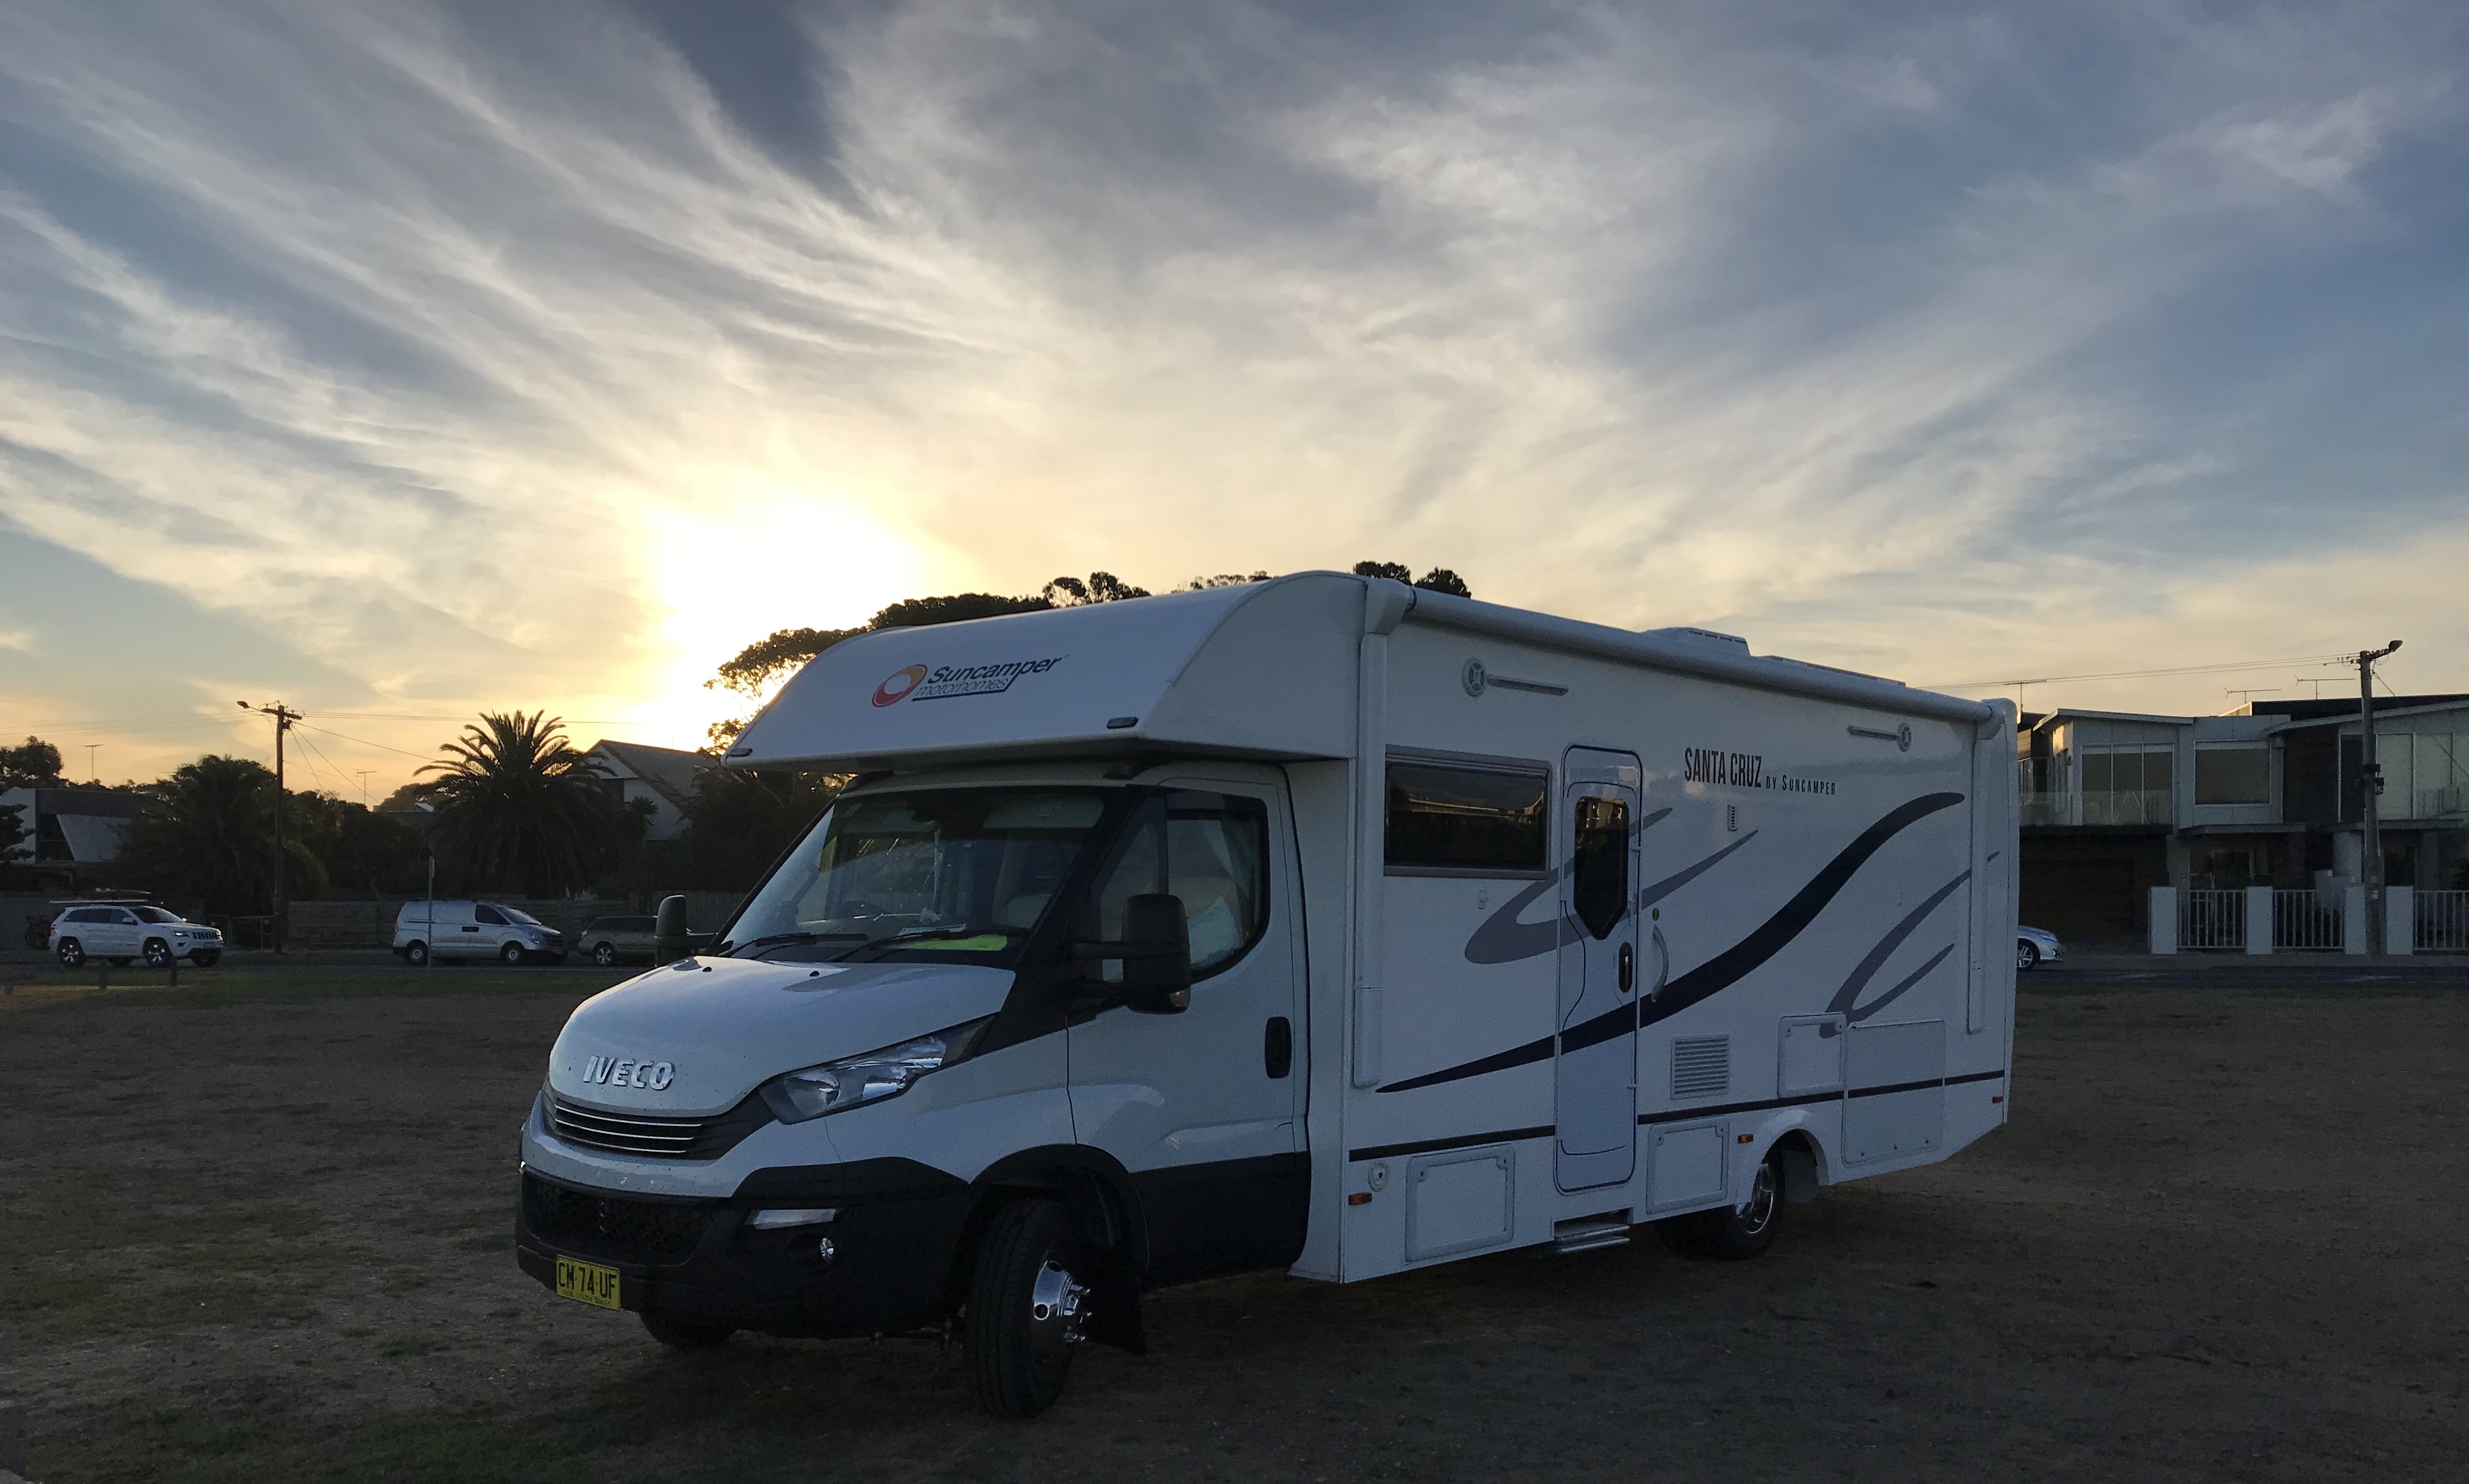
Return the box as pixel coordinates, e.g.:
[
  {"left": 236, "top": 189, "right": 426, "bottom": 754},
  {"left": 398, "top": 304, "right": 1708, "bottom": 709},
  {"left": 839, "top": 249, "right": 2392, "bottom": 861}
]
[{"left": 554, "top": 1256, "right": 622, "bottom": 1310}]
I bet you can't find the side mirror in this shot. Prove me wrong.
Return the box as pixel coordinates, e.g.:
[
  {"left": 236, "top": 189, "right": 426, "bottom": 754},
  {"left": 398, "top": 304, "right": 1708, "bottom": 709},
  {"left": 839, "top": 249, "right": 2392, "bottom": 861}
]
[
  {"left": 1072, "top": 892, "right": 1191, "bottom": 1014},
  {"left": 653, "top": 894, "right": 691, "bottom": 964}
]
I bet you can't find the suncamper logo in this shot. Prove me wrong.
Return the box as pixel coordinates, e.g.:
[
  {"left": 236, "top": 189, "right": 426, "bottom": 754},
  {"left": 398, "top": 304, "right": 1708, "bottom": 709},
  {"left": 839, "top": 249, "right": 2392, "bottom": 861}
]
[{"left": 874, "top": 656, "right": 1064, "bottom": 706}]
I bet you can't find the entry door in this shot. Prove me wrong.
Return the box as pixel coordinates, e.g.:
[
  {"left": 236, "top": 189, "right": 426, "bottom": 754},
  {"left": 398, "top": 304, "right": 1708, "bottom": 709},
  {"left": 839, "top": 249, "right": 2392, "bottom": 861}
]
[
  {"left": 1065, "top": 780, "right": 1307, "bottom": 1283},
  {"left": 1556, "top": 749, "right": 1642, "bottom": 1193}
]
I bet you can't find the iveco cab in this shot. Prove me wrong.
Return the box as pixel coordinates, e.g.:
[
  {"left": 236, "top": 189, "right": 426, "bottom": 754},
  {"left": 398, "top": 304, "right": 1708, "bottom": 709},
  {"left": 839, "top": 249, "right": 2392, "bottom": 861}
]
[{"left": 516, "top": 572, "right": 2018, "bottom": 1417}]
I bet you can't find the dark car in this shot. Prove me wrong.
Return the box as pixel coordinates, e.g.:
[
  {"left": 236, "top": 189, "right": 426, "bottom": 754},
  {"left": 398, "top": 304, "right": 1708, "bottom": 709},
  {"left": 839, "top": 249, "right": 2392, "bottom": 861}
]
[{"left": 576, "top": 915, "right": 660, "bottom": 967}]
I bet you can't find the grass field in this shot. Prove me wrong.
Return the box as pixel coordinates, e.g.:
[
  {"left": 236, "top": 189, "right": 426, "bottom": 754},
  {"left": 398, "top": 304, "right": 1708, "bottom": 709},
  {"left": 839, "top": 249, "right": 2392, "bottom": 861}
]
[{"left": 2, "top": 968, "right": 2464, "bottom": 1482}]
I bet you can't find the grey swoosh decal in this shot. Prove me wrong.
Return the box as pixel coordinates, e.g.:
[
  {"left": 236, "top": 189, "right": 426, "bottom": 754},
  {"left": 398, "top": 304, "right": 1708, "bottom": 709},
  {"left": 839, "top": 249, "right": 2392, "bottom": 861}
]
[
  {"left": 1461, "top": 806, "right": 1674, "bottom": 965},
  {"left": 1821, "top": 870, "right": 1969, "bottom": 1034}
]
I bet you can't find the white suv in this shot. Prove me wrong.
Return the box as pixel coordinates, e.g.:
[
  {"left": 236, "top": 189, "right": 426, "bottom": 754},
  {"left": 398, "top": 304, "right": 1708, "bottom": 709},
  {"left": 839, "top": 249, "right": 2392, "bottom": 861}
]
[
  {"left": 393, "top": 901, "right": 566, "bottom": 965},
  {"left": 51, "top": 904, "right": 224, "bottom": 969}
]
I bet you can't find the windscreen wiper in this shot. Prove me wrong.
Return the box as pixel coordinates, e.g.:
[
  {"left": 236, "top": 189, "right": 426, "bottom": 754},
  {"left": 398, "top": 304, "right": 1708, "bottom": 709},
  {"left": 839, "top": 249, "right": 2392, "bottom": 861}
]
[
  {"left": 839, "top": 924, "right": 1023, "bottom": 962},
  {"left": 729, "top": 931, "right": 868, "bottom": 957}
]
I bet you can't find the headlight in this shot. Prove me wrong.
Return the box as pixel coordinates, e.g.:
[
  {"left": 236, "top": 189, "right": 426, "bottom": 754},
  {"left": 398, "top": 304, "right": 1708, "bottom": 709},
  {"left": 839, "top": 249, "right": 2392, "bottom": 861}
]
[{"left": 759, "top": 1021, "right": 988, "bottom": 1123}]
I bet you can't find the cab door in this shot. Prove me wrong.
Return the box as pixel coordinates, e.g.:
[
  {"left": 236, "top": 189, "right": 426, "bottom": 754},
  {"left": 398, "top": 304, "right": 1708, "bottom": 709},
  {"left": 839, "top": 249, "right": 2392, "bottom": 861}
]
[
  {"left": 473, "top": 903, "right": 513, "bottom": 956},
  {"left": 1556, "top": 748, "right": 1642, "bottom": 1193},
  {"left": 1065, "top": 778, "right": 1306, "bottom": 1284}
]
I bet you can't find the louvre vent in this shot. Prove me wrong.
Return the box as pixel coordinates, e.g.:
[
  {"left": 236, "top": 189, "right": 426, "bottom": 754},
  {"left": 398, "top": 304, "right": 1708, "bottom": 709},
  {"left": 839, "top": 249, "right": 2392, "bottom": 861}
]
[{"left": 1671, "top": 1036, "right": 1731, "bottom": 1100}]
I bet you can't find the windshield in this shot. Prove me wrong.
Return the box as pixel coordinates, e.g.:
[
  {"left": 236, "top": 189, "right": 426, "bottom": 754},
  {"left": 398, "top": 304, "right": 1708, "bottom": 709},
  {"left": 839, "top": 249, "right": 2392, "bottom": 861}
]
[
  {"left": 494, "top": 905, "right": 543, "bottom": 926},
  {"left": 133, "top": 906, "right": 182, "bottom": 923},
  {"left": 724, "top": 787, "right": 1112, "bottom": 962}
]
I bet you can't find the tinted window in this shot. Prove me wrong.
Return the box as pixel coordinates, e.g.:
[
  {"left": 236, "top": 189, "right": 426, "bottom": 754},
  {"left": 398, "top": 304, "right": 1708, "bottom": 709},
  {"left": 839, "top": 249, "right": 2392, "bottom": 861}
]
[
  {"left": 1088, "top": 791, "right": 1271, "bottom": 976},
  {"left": 2195, "top": 744, "right": 2269, "bottom": 805},
  {"left": 1386, "top": 762, "right": 1548, "bottom": 874},
  {"left": 64, "top": 908, "right": 105, "bottom": 923},
  {"left": 1569, "top": 796, "right": 1629, "bottom": 939},
  {"left": 475, "top": 904, "right": 508, "bottom": 926},
  {"left": 135, "top": 907, "right": 181, "bottom": 923}
]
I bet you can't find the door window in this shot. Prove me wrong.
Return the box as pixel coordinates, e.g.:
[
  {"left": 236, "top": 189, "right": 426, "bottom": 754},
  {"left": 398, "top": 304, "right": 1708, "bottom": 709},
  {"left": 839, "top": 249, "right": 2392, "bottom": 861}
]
[
  {"left": 475, "top": 904, "right": 508, "bottom": 926},
  {"left": 1088, "top": 792, "right": 1270, "bottom": 977},
  {"left": 1569, "top": 796, "right": 1629, "bottom": 940}
]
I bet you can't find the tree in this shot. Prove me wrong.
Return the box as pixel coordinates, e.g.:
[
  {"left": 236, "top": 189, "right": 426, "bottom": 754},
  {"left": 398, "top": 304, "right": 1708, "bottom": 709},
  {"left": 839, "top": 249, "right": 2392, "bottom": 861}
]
[
  {"left": 115, "top": 755, "right": 326, "bottom": 916},
  {"left": 1, "top": 736, "right": 64, "bottom": 790},
  {"left": 1186, "top": 572, "right": 1270, "bottom": 590},
  {"left": 418, "top": 712, "right": 633, "bottom": 898},
  {"left": 1351, "top": 561, "right": 1473, "bottom": 598},
  {"left": 1041, "top": 572, "right": 1149, "bottom": 605},
  {"left": 664, "top": 768, "right": 846, "bottom": 892},
  {"left": 0, "top": 802, "right": 25, "bottom": 862},
  {"left": 287, "top": 792, "right": 429, "bottom": 899}
]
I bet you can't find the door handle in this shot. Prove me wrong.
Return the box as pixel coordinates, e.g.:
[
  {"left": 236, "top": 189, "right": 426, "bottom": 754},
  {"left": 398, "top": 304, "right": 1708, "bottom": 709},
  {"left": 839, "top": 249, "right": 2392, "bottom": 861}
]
[
  {"left": 1618, "top": 942, "right": 1634, "bottom": 992},
  {"left": 1263, "top": 1016, "right": 1293, "bottom": 1079}
]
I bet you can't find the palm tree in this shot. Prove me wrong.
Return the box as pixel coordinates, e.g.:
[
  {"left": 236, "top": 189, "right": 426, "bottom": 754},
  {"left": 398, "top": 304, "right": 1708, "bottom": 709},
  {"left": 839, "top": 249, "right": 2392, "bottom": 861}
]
[
  {"left": 118, "top": 755, "right": 328, "bottom": 916},
  {"left": 419, "top": 712, "right": 625, "bottom": 897}
]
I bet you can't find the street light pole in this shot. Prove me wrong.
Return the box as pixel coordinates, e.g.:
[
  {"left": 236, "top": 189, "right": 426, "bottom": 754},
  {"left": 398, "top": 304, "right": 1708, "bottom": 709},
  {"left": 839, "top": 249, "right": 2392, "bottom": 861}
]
[{"left": 2357, "top": 640, "right": 2402, "bottom": 955}]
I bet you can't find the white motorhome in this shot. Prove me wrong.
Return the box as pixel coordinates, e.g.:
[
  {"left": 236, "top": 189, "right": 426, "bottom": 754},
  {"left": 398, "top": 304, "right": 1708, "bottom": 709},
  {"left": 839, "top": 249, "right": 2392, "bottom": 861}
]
[{"left": 516, "top": 573, "right": 2017, "bottom": 1416}]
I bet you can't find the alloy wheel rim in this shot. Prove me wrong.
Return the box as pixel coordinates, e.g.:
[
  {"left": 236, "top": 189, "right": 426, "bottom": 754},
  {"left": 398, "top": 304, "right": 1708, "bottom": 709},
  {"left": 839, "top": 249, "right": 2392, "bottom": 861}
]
[{"left": 1741, "top": 1160, "right": 1778, "bottom": 1234}]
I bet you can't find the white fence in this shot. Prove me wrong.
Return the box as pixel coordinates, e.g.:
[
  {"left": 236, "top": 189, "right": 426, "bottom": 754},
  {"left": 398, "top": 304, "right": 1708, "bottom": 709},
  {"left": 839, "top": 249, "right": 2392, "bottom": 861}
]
[
  {"left": 2418, "top": 891, "right": 2469, "bottom": 953},
  {"left": 2179, "top": 890, "right": 2245, "bottom": 951},
  {"left": 2272, "top": 890, "right": 2345, "bottom": 951}
]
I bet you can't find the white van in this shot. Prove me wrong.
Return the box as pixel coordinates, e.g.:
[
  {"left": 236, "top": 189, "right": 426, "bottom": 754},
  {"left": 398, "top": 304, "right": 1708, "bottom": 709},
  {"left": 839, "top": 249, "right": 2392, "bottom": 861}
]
[
  {"left": 394, "top": 901, "right": 566, "bottom": 965},
  {"left": 515, "top": 573, "right": 2016, "bottom": 1417}
]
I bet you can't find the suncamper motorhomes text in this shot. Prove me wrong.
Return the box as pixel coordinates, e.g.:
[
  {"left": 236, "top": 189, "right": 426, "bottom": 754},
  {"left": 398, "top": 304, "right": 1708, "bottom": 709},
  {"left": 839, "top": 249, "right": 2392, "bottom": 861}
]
[{"left": 516, "top": 574, "right": 2018, "bottom": 1417}]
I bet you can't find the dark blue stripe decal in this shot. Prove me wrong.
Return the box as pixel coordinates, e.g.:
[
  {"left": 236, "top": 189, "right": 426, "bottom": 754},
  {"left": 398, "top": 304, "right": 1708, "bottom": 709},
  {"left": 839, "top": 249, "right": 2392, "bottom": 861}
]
[
  {"left": 1461, "top": 807, "right": 1674, "bottom": 965},
  {"left": 1380, "top": 791, "right": 1965, "bottom": 1095}
]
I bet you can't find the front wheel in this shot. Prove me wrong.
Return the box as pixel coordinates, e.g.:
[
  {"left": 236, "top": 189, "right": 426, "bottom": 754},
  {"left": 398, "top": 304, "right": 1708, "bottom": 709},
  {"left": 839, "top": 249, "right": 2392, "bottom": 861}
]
[
  {"left": 499, "top": 940, "right": 527, "bottom": 966},
  {"left": 965, "top": 1198, "right": 1089, "bottom": 1419},
  {"left": 640, "top": 1310, "right": 733, "bottom": 1349},
  {"left": 143, "top": 939, "right": 173, "bottom": 969},
  {"left": 2016, "top": 939, "right": 2040, "bottom": 972},
  {"left": 55, "top": 937, "right": 85, "bottom": 969},
  {"left": 404, "top": 940, "right": 429, "bottom": 966}
]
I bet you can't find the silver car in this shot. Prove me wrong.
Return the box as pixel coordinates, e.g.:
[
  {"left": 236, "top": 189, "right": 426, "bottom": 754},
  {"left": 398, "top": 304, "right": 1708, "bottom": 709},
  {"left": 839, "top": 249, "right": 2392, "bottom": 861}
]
[{"left": 2017, "top": 925, "right": 2063, "bottom": 971}]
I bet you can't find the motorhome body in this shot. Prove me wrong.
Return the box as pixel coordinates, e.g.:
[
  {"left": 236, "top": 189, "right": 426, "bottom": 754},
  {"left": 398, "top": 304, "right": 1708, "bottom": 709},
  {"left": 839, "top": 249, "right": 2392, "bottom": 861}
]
[{"left": 515, "top": 572, "right": 2018, "bottom": 1415}]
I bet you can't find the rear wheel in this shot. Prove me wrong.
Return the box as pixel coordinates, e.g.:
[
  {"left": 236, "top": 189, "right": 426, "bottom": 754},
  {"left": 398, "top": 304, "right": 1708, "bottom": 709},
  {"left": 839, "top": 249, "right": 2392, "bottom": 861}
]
[
  {"left": 404, "top": 940, "right": 429, "bottom": 966},
  {"left": 2016, "top": 939, "right": 2040, "bottom": 972},
  {"left": 1680, "top": 1150, "right": 1783, "bottom": 1260},
  {"left": 965, "top": 1197, "right": 1089, "bottom": 1419},
  {"left": 640, "top": 1310, "right": 733, "bottom": 1349},
  {"left": 592, "top": 941, "right": 618, "bottom": 967},
  {"left": 143, "top": 938, "right": 173, "bottom": 969},
  {"left": 499, "top": 940, "right": 527, "bottom": 966},
  {"left": 55, "top": 937, "right": 85, "bottom": 969}
]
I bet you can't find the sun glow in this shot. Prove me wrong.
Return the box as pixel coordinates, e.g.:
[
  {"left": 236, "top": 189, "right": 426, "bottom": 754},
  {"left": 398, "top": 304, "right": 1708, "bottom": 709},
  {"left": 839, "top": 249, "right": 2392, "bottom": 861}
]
[{"left": 632, "top": 490, "right": 929, "bottom": 748}]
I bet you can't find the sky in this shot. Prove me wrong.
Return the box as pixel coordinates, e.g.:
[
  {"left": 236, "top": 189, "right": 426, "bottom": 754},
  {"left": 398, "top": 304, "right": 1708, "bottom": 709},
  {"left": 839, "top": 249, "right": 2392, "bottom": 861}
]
[{"left": 1, "top": 0, "right": 2462, "bottom": 795}]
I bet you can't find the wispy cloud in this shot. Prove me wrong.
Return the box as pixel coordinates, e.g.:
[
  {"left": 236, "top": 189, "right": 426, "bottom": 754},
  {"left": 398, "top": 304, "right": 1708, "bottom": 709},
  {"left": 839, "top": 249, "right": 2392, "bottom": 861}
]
[{"left": 0, "top": 0, "right": 2459, "bottom": 780}]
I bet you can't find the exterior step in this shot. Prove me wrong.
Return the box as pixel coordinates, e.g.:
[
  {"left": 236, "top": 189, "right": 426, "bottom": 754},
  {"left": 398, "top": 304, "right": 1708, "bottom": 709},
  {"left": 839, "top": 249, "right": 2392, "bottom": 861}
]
[{"left": 1552, "top": 1216, "right": 1633, "bottom": 1254}]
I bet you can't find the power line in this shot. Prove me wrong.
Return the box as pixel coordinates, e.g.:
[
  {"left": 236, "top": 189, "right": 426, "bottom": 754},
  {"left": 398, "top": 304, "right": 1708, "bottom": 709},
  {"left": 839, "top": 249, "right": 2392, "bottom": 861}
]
[
  {"left": 291, "top": 721, "right": 437, "bottom": 762},
  {"left": 1923, "top": 651, "right": 2358, "bottom": 691}
]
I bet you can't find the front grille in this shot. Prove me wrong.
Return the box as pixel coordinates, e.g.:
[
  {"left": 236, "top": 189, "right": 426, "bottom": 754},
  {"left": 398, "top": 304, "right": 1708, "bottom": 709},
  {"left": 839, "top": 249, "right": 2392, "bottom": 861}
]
[
  {"left": 544, "top": 1089, "right": 773, "bottom": 1160},
  {"left": 522, "top": 1173, "right": 716, "bottom": 1264}
]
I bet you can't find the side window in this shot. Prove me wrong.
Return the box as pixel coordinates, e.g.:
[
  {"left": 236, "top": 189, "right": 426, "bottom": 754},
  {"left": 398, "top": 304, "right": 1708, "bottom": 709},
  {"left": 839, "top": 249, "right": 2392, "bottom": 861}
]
[
  {"left": 475, "top": 904, "right": 508, "bottom": 926},
  {"left": 65, "top": 908, "right": 101, "bottom": 924},
  {"left": 115, "top": 909, "right": 143, "bottom": 924},
  {"left": 1385, "top": 761, "right": 1549, "bottom": 875},
  {"left": 1088, "top": 792, "right": 1271, "bottom": 977}
]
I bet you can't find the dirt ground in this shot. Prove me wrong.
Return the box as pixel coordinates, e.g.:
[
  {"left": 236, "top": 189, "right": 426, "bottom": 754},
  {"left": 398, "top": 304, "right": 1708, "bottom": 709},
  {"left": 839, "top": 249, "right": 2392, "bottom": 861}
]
[{"left": 2, "top": 968, "right": 2465, "bottom": 1483}]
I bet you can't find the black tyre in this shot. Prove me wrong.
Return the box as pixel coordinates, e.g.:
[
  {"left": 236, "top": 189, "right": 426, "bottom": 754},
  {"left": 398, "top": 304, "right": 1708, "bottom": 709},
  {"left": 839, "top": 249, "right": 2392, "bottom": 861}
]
[
  {"left": 404, "top": 940, "right": 429, "bottom": 966},
  {"left": 592, "top": 941, "right": 618, "bottom": 967},
  {"left": 143, "top": 938, "right": 173, "bottom": 969},
  {"left": 640, "top": 1310, "right": 734, "bottom": 1349},
  {"left": 499, "top": 940, "right": 527, "bottom": 966},
  {"left": 1682, "top": 1150, "right": 1783, "bottom": 1261},
  {"left": 190, "top": 950, "right": 220, "bottom": 968},
  {"left": 965, "top": 1197, "right": 1089, "bottom": 1419},
  {"left": 55, "top": 937, "right": 85, "bottom": 969},
  {"left": 2016, "top": 939, "right": 2040, "bottom": 972}
]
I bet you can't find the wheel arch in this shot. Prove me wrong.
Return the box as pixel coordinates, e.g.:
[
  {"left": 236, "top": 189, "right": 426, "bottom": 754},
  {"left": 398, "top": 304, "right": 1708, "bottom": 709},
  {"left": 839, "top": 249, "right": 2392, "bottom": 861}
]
[
  {"left": 952, "top": 1145, "right": 1149, "bottom": 1345},
  {"left": 1743, "top": 1113, "right": 1833, "bottom": 1206}
]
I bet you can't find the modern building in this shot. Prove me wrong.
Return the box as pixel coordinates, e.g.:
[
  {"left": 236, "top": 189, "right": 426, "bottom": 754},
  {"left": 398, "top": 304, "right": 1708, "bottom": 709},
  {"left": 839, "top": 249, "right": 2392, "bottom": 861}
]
[
  {"left": 0, "top": 785, "right": 143, "bottom": 871},
  {"left": 582, "top": 740, "right": 712, "bottom": 842},
  {"left": 2015, "top": 694, "right": 2469, "bottom": 939}
]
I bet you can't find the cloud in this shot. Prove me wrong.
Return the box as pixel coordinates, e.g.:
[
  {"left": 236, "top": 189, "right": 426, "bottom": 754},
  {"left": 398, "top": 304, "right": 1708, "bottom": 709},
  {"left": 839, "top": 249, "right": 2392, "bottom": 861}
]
[{"left": 0, "top": 0, "right": 2460, "bottom": 784}]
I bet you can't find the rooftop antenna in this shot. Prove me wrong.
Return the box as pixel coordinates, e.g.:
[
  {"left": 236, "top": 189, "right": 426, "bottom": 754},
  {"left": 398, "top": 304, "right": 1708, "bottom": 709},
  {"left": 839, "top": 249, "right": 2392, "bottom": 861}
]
[{"left": 2223, "top": 687, "right": 2277, "bottom": 713}]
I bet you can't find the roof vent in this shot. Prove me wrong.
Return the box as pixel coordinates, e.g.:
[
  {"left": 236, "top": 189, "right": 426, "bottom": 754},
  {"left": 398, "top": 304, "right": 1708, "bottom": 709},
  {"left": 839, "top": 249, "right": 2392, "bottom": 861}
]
[{"left": 1643, "top": 626, "right": 1751, "bottom": 658}]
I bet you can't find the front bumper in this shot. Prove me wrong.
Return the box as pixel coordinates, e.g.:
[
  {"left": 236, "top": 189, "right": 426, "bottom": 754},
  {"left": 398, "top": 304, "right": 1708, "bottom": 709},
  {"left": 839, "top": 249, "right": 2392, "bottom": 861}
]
[{"left": 514, "top": 1161, "right": 972, "bottom": 1338}]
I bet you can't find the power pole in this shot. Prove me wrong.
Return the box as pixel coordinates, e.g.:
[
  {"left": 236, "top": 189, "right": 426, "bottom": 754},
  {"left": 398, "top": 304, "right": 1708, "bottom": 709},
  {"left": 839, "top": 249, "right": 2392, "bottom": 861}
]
[
  {"left": 239, "top": 701, "right": 305, "bottom": 953},
  {"left": 2356, "top": 642, "right": 2402, "bottom": 954}
]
